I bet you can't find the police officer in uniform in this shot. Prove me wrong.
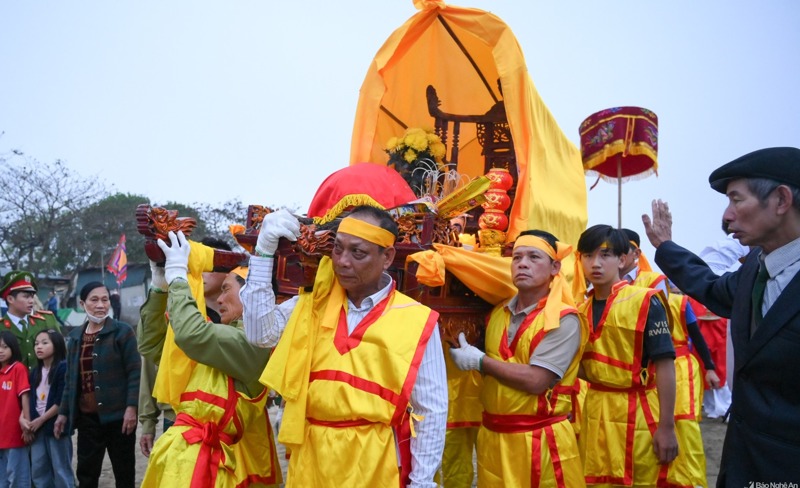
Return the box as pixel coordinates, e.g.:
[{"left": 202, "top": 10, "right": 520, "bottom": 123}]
[{"left": 0, "top": 270, "right": 61, "bottom": 368}]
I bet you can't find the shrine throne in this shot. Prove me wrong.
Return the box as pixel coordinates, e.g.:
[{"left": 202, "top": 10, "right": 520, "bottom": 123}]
[{"left": 426, "top": 84, "right": 519, "bottom": 202}]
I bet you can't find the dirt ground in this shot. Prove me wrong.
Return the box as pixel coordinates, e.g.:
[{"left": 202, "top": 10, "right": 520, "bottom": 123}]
[{"left": 81, "top": 405, "right": 727, "bottom": 487}]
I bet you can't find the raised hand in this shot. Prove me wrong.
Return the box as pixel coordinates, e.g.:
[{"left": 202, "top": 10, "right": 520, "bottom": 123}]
[{"left": 642, "top": 199, "right": 673, "bottom": 248}]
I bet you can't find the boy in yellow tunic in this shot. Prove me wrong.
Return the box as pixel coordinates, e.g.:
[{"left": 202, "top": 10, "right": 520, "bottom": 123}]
[
  {"left": 575, "top": 225, "right": 678, "bottom": 487},
  {"left": 243, "top": 206, "right": 447, "bottom": 488},
  {"left": 138, "top": 234, "right": 281, "bottom": 488},
  {"left": 450, "top": 230, "right": 587, "bottom": 487}
]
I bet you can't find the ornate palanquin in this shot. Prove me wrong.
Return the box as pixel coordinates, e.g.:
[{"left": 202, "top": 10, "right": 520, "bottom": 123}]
[
  {"left": 137, "top": 203, "right": 490, "bottom": 346},
  {"left": 426, "top": 84, "right": 518, "bottom": 203}
]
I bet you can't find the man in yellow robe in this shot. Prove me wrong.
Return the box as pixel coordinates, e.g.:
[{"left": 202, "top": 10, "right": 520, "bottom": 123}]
[
  {"left": 138, "top": 234, "right": 281, "bottom": 487},
  {"left": 449, "top": 230, "right": 587, "bottom": 487},
  {"left": 242, "top": 206, "right": 447, "bottom": 488},
  {"left": 576, "top": 225, "right": 678, "bottom": 487}
]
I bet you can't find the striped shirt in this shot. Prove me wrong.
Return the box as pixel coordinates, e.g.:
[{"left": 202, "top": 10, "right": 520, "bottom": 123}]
[{"left": 240, "top": 255, "right": 447, "bottom": 487}]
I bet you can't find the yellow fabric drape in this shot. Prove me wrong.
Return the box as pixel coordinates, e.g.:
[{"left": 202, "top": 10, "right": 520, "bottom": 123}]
[
  {"left": 349, "top": 1, "right": 587, "bottom": 248},
  {"left": 407, "top": 244, "right": 515, "bottom": 305},
  {"left": 153, "top": 241, "right": 215, "bottom": 407},
  {"left": 259, "top": 257, "right": 343, "bottom": 449},
  {"left": 572, "top": 252, "right": 588, "bottom": 305},
  {"left": 637, "top": 251, "right": 653, "bottom": 273}
]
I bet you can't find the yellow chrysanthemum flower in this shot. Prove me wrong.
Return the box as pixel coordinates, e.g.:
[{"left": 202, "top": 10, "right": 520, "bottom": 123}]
[
  {"left": 430, "top": 141, "right": 446, "bottom": 160},
  {"left": 404, "top": 149, "right": 418, "bottom": 163},
  {"left": 385, "top": 137, "right": 398, "bottom": 151},
  {"left": 408, "top": 133, "right": 429, "bottom": 152}
]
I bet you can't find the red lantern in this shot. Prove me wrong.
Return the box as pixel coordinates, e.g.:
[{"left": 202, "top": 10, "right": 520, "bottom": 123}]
[
  {"left": 479, "top": 209, "right": 509, "bottom": 231},
  {"left": 483, "top": 188, "right": 511, "bottom": 212},
  {"left": 485, "top": 167, "right": 514, "bottom": 191}
]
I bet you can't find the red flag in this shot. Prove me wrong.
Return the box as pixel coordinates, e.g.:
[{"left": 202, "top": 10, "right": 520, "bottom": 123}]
[{"left": 106, "top": 234, "right": 128, "bottom": 285}]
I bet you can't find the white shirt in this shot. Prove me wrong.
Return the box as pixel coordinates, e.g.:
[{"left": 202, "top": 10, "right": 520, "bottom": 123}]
[
  {"left": 240, "top": 255, "right": 447, "bottom": 488},
  {"left": 5, "top": 312, "right": 28, "bottom": 332},
  {"left": 699, "top": 234, "right": 749, "bottom": 276}
]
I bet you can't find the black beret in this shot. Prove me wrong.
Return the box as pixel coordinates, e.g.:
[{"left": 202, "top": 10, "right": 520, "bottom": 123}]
[{"left": 709, "top": 147, "right": 800, "bottom": 193}]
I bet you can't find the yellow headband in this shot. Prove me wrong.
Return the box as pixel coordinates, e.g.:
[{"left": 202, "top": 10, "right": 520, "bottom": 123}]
[
  {"left": 338, "top": 217, "right": 396, "bottom": 247},
  {"left": 513, "top": 235, "right": 573, "bottom": 261},
  {"left": 231, "top": 266, "right": 248, "bottom": 280}
]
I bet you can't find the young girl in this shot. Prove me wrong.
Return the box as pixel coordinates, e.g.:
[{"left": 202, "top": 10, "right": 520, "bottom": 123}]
[
  {"left": 28, "top": 330, "right": 74, "bottom": 488},
  {"left": 0, "top": 331, "right": 32, "bottom": 487}
]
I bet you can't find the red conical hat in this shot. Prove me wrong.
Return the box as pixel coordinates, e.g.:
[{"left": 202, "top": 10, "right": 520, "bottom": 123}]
[{"left": 307, "top": 163, "right": 417, "bottom": 224}]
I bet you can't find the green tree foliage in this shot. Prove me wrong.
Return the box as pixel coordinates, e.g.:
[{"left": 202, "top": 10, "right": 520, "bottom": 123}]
[
  {"left": 0, "top": 149, "right": 218, "bottom": 276},
  {"left": 52, "top": 193, "right": 153, "bottom": 273},
  {"left": 0, "top": 154, "right": 104, "bottom": 276}
]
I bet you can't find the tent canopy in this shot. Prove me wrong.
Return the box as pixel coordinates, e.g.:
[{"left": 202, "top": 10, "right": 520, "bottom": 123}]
[{"left": 350, "top": 0, "right": 587, "bottom": 246}]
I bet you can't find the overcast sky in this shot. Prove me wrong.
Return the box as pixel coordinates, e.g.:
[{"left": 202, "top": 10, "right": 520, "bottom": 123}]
[{"left": 2, "top": 1, "right": 798, "bottom": 263}]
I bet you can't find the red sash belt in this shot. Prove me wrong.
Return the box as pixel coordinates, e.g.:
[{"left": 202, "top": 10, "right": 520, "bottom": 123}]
[
  {"left": 483, "top": 412, "right": 570, "bottom": 487},
  {"left": 482, "top": 412, "right": 569, "bottom": 434},
  {"left": 174, "top": 412, "right": 235, "bottom": 488},
  {"left": 588, "top": 382, "right": 655, "bottom": 393},
  {"left": 306, "top": 417, "right": 378, "bottom": 428}
]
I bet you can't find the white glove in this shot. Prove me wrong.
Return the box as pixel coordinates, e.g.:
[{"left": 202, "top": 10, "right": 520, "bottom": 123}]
[
  {"left": 256, "top": 209, "right": 302, "bottom": 256},
  {"left": 449, "top": 332, "right": 485, "bottom": 372},
  {"left": 156, "top": 231, "right": 191, "bottom": 284},
  {"left": 149, "top": 260, "right": 168, "bottom": 290}
]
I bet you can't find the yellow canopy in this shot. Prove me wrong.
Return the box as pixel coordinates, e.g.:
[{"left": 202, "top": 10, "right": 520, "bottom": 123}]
[{"left": 350, "top": 0, "right": 587, "bottom": 246}]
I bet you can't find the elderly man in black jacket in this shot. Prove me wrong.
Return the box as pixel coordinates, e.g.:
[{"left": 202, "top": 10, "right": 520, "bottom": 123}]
[{"left": 642, "top": 147, "right": 800, "bottom": 486}]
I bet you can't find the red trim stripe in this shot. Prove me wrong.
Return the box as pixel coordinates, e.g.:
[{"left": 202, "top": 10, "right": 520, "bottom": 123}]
[
  {"left": 582, "top": 351, "right": 634, "bottom": 371},
  {"left": 499, "top": 298, "right": 546, "bottom": 360},
  {"left": 309, "top": 369, "right": 401, "bottom": 405},
  {"left": 307, "top": 418, "right": 377, "bottom": 428},
  {"left": 391, "top": 309, "right": 439, "bottom": 425},
  {"left": 544, "top": 425, "right": 566, "bottom": 488},
  {"left": 531, "top": 424, "right": 542, "bottom": 487},
  {"left": 333, "top": 284, "right": 395, "bottom": 354},
  {"left": 180, "top": 390, "right": 228, "bottom": 410}
]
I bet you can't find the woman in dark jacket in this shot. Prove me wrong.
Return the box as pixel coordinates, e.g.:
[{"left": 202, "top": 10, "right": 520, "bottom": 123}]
[{"left": 53, "top": 282, "right": 140, "bottom": 488}]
